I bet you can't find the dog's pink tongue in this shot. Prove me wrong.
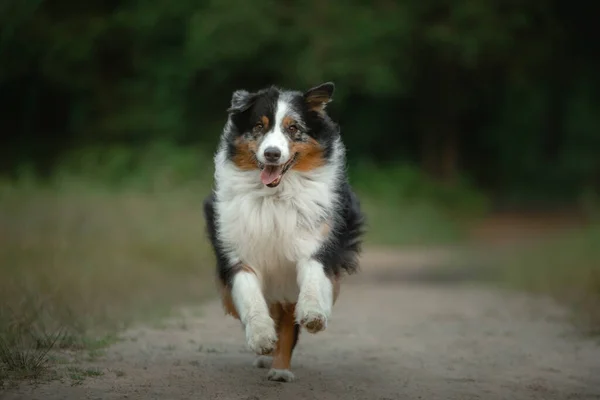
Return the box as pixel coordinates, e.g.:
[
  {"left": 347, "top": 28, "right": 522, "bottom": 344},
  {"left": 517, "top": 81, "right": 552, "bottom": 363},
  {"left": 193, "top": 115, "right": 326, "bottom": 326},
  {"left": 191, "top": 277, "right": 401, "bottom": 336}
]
[{"left": 260, "top": 166, "right": 282, "bottom": 185}]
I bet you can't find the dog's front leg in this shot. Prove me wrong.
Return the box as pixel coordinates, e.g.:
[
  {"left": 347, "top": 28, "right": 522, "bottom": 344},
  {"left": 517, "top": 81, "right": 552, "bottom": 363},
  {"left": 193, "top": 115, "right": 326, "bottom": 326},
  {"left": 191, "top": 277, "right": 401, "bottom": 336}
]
[
  {"left": 295, "top": 259, "right": 333, "bottom": 333},
  {"left": 231, "top": 269, "right": 277, "bottom": 355}
]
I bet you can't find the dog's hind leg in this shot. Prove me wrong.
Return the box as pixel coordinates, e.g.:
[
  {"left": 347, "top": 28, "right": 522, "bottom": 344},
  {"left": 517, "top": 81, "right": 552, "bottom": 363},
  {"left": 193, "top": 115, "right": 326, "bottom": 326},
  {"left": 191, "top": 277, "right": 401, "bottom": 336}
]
[{"left": 266, "top": 303, "right": 298, "bottom": 382}]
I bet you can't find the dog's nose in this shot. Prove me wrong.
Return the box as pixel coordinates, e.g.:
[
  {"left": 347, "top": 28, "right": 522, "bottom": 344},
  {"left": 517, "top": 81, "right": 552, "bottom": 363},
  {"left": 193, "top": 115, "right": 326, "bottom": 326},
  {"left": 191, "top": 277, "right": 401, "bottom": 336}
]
[{"left": 264, "top": 147, "right": 281, "bottom": 163}]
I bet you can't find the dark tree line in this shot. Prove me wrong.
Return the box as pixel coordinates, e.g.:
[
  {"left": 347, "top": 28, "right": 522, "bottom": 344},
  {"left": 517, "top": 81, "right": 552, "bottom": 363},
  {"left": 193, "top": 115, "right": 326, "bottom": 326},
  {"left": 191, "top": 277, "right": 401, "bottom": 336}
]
[{"left": 1, "top": 0, "right": 599, "bottom": 205}]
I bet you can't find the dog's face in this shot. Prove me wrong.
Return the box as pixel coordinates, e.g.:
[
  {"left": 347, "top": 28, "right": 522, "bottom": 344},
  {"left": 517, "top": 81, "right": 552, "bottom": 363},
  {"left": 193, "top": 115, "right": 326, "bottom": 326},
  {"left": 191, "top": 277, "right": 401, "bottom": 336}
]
[{"left": 224, "top": 83, "right": 339, "bottom": 187}]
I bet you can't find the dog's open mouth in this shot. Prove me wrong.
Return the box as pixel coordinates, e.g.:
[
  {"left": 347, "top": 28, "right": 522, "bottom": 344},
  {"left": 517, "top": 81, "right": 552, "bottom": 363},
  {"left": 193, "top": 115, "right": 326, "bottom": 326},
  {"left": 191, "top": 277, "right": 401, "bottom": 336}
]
[{"left": 259, "top": 154, "right": 298, "bottom": 188}]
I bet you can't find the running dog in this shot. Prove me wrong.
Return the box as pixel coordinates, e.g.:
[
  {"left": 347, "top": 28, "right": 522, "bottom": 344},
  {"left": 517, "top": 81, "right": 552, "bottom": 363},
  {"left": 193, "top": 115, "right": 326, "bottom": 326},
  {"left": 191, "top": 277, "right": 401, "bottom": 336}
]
[{"left": 203, "top": 82, "right": 365, "bottom": 382}]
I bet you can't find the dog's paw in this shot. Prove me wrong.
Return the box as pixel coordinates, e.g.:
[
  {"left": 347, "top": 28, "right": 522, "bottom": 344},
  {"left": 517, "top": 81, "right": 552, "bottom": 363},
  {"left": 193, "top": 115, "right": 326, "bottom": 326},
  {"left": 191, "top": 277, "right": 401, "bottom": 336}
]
[
  {"left": 267, "top": 368, "right": 295, "bottom": 382},
  {"left": 253, "top": 355, "right": 272, "bottom": 369},
  {"left": 301, "top": 312, "right": 327, "bottom": 333},
  {"left": 245, "top": 316, "right": 277, "bottom": 355},
  {"left": 295, "top": 300, "right": 329, "bottom": 334}
]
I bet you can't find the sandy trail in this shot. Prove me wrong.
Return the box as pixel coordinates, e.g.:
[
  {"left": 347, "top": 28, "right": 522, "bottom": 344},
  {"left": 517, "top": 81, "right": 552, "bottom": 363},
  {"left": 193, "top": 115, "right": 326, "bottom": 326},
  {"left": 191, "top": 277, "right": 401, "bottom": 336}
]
[{"left": 3, "top": 248, "right": 600, "bottom": 400}]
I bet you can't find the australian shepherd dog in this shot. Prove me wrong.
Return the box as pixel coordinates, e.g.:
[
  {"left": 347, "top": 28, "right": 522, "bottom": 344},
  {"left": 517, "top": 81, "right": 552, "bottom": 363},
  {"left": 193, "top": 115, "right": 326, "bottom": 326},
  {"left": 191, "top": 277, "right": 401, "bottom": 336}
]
[{"left": 203, "top": 82, "right": 365, "bottom": 382}]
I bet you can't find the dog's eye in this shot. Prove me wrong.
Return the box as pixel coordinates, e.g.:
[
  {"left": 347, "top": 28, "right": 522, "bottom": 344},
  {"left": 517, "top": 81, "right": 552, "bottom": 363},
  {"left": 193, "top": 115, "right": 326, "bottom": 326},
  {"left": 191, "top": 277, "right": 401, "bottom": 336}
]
[
  {"left": 253, "top": 123, "right": 264, "bottom": 133},
  {"left": 288, "top": 125, "right": 298, "bottom": 134}
]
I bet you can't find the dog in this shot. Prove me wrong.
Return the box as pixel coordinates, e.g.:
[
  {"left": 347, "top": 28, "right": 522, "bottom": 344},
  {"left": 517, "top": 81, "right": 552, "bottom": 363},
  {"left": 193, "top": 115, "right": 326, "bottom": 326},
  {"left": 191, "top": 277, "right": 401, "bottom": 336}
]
[{"left": 203, "top": 82, "right": 365, "bottom": 382}]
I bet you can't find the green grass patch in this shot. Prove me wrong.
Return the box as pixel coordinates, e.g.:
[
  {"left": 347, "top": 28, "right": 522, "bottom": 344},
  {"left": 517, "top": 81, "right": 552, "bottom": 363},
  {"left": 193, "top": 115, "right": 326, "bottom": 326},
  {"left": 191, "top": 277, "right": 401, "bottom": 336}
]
[{"left": 67, "top": 366, "right": 104, "bottom": 385}]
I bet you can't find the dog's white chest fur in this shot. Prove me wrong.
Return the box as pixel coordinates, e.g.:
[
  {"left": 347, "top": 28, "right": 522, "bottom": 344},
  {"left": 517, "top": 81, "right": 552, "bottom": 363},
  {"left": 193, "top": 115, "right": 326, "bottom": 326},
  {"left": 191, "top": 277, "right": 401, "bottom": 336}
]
[{"left": 214, "top": 154, "right": 339, "bottom": 303}]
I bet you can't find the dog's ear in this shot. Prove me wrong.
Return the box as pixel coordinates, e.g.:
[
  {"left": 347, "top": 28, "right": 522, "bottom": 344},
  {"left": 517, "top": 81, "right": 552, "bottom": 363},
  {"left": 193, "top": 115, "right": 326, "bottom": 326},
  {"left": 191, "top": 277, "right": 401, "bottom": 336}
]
[
  {"left": 227, "top": 89, "right": 255, "bottom": 113},
  {"left": 304, "top": 82, "right": 335, "bottom": 113}
]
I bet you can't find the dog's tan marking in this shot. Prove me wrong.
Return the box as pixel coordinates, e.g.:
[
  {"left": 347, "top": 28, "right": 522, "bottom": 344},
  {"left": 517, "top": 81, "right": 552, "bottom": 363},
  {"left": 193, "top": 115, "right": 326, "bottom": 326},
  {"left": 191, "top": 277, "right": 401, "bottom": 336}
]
[
  {"left": 232, "top": 137, "right": 259, "bottom": 170},
  {"left": 291, "top": 138, "right": 325, "bottom": 171},
  {"left": 270, "top": 303, "right": 297, "bottom": 371},
  {"left": 269, "top": 302, "right": 283, "bottom": 326},
  {"left": 305, "top": 91, "right": 331, "bottom": 113},
  {"left": 282, "top": 116, "right": 296, "bottom": 130},
  {"left": 219, "top": 281, "right": 239, "bottom": 319},
  {"left": 260, "top": 115, "right": 270, "bottom": 130}
]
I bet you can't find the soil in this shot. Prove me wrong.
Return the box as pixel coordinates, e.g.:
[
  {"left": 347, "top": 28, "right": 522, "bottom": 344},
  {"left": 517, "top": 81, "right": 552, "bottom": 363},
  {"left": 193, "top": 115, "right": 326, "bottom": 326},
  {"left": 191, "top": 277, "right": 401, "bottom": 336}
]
[{"left": 2, "top": 246, "right": 600, "bottom": 400}]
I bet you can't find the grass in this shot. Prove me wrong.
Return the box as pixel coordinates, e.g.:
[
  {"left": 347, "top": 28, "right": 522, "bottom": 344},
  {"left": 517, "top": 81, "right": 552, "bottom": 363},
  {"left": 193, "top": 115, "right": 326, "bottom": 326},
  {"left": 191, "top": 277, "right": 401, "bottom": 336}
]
[
  {"left": 350, "top": 162, "right": 488, "bottom": 246},
  {"left": 67, "top": 366, "right": 104, "bottom": 385},
  {"left": 0, "top": 329, "right": 63, "bottom": 380},
  {"left": 487, "top": 223, "right": 600, "bottom": 333},
  {"left": 0, "top": 145, "right": 486, "bottom": 379},
  {"left": 0, "top": 171, "right": 216, "bottom": 379}
]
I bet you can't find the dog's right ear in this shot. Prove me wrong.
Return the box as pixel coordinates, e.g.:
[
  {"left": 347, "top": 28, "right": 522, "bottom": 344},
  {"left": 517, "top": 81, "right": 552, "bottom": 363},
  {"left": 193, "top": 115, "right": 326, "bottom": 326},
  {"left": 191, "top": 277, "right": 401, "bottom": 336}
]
[{"left": 227, "top": 89, "right": 255, "bottom": 113}]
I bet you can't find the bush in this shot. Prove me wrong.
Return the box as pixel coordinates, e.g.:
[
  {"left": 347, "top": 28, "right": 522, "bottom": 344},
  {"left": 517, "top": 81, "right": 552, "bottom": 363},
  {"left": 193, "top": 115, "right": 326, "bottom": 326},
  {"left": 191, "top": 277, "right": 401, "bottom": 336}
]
[{"left": 350, "top": 161, "right": 488, "bottom": 245}]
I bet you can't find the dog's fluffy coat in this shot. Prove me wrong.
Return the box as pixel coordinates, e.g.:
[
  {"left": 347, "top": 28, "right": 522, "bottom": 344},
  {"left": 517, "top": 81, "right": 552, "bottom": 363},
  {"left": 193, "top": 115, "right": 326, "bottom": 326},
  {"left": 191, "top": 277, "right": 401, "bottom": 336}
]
[{"left": 203, "top": 82, "right": 364, "bottom": 382}]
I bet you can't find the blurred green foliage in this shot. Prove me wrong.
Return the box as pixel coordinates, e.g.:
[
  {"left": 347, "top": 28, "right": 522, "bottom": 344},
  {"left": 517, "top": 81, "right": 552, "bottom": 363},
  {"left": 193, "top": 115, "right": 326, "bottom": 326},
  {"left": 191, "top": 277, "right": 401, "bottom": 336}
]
[
  {"left": 1, "top": 0, "right": 598, "bottom": 206},
  {"left": 1, "top": 143, "right": 483, "bottom": 246}
]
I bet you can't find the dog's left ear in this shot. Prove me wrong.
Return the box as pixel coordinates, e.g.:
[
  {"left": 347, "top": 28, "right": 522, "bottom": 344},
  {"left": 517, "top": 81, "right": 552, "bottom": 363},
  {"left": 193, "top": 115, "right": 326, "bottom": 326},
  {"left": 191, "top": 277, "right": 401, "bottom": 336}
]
[
  {"left": 227, "top": 89, "right": 255, "bottom": 113},
  {"left": 304, "top": 82, "right": 335, "bottom": 113}
]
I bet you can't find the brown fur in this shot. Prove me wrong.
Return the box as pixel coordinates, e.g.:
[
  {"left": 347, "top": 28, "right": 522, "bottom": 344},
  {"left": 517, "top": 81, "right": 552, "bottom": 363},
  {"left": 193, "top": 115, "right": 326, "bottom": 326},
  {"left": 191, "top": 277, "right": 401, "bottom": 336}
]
[
  {"left": 305, "top": 92, "right": 331, "bottom": 113},
  {"left": 219, "top": 281, "right": 239, "bottom": 319},
  {"left": 260, "top": 115, "right": 270, "bottom": 130},
  {"left": 291, "top": 138, "right": 325, "bottom": 171},
  {"left": 232, "top": 137, "right": 259, "bottom": 170},
  {"left": 282, "top": 116, "right": 295, "bottom": 130},
  {"left": 270, "top": 303, "right": 297, "bottom": 370}
]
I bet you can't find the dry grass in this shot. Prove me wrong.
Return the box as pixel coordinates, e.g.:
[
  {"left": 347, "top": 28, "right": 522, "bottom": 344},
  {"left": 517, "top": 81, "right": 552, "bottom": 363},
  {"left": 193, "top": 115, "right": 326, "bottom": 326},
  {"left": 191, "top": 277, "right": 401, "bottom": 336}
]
[
  {"left": 0, "top": 182, "right": 215, "bottom": 379},
  {"left": 488, "top": 223, "right": 600, "bottom": 333}
]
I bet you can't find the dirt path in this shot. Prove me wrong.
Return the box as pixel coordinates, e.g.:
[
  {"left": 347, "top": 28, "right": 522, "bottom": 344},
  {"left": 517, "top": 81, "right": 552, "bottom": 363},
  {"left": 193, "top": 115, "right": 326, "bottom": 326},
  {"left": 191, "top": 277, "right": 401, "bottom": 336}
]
[{"left": 3, "top": 248, "right": 600, "bottom": 400}]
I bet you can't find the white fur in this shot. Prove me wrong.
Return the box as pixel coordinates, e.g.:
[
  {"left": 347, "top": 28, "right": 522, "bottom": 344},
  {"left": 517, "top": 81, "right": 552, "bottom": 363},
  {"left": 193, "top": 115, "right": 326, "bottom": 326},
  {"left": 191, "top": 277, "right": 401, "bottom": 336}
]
[
  {"left": 231, "top": 272, "right": 277, "bottom": 354},
  {"left": 295, "top": 258, "right": 333, "bottom": 332},
  {"left": 214, "top": 134, "right": 344, "bottom": 304},
  {"left": 214, "top": 99, "right": 344, "bottom": 351},
  {"left": 256, "top": 100, "right": 292, "bottom": 165},
  {"left": 267, "top": 368, "right": 295, "bottom": 382}
]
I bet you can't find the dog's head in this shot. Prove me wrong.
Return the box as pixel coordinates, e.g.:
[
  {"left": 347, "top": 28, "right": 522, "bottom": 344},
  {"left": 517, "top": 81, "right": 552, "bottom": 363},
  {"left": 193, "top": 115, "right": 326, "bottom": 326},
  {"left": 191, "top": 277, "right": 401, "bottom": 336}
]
[{"left": 224, "top": 82, "right": 339, "bottom": 187}]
